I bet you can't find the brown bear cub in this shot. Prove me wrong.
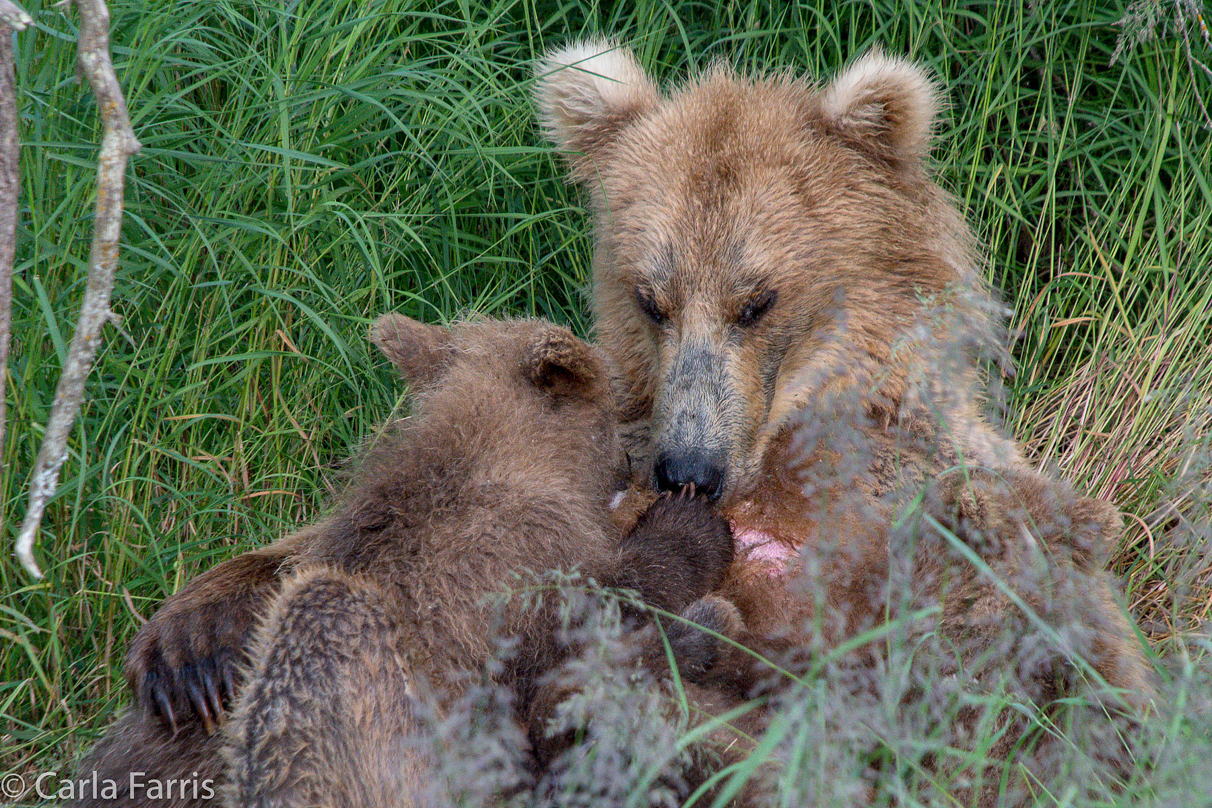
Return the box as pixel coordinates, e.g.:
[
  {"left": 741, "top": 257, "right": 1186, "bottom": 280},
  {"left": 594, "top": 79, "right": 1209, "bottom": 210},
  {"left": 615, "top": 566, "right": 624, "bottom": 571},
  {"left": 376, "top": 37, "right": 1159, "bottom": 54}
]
[
  {"left": 534, "top": 42, "right": 1155, "bottom": 804},
  {"left": 72, "top": 314, "right": 735, "bottom": 808}
]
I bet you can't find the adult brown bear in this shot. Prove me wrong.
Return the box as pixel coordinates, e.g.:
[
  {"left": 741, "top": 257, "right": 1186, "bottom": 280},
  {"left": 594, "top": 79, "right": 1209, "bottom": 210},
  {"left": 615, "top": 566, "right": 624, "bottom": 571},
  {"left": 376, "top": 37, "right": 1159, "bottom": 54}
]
[
  {"left": 534, "top": 42, "right": 1154, "bottom": 805},
  {"left": 76, "top": 44, "right": 1156, "bottom": 808}
]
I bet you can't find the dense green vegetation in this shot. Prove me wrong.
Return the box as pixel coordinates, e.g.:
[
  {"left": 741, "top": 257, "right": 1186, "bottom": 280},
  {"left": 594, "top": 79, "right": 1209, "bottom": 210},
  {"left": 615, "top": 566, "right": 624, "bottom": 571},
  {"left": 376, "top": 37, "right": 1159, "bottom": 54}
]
[{"left": 3, "top": 0, "right": 1210, "bottom": 802}]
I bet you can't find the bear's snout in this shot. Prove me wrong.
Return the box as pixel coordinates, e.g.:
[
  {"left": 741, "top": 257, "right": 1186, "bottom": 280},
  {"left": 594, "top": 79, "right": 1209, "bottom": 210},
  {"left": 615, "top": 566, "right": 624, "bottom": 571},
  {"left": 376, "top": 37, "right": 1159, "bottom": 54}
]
[{"left": 654, "top": 448, "right": 726, "bottom": 501}]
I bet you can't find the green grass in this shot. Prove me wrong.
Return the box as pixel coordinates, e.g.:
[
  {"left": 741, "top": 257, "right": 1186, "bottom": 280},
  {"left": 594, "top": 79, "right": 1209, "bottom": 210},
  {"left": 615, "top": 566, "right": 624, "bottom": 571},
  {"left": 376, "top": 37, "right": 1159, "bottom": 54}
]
[{"left": 2, "top": 0, "right": 1210, "bottom": 802}]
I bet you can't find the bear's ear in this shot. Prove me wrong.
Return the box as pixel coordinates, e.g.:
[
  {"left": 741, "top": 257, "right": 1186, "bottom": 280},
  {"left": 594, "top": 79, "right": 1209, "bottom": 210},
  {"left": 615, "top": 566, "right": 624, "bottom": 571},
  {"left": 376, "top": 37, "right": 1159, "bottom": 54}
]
[
  {"left": 370, "top": 313, "right": 454, "bottom": 386},
  {"left": 524, "top": 327, "right": 602, "bottom": 401},
  {"left": 1065, "top": 494, "right": 1122, "bottom": 570},
  {"left": 819, "top": 50, "right": 939, "bottom": 166},
  {"left": 534, "top": 40, "right": 660, "bottom": 183}
]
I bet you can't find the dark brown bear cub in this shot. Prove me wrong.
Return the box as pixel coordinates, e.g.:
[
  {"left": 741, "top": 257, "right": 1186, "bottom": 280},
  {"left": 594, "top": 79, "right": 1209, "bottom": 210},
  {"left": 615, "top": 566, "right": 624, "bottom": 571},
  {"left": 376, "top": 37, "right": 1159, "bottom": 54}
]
[{"left": 73, "top": 314, "right": 734, "bottom": 808}]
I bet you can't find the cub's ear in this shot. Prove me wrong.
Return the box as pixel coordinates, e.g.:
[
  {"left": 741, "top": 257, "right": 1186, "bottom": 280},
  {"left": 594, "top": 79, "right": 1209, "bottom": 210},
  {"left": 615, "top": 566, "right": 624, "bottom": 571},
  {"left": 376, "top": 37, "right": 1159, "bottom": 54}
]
[
  {"left": 524, "top": 327, "right": 602, "bottom": 401},
  {"left": 819, "top": 50, "right": 939, "bottom": 166},
  {"left": 370, "top": 313, "right": 454, "bottom": 386},
  {"left": 1065, "top": 494, "right": 1122, "bottom": 571},
  {"left": 534, "top": 39, "right": 659, "bottom": 183}
]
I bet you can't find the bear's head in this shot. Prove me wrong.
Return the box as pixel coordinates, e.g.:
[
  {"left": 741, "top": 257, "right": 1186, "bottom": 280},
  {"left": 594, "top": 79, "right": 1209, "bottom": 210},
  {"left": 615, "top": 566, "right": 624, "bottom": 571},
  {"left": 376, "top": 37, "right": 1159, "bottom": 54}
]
[
  {"left": 369, "top": 313, "right": 632, "bottom": 511},
  {"left": 535, "top": 44, "right": 999, "bottom": 504}
]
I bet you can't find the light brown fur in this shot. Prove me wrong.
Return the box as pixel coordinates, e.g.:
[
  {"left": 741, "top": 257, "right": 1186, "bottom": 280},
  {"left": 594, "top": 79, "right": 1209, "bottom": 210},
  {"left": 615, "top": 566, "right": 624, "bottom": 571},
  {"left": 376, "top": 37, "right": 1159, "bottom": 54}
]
[
  {"left": 536, "top": 42, "right": 1155, "bottom": 805},
  {"left": 535, "top": 46, "right": 1007, "bottom": 499},
  {"left": 74, "top": 315, "right": 736, "bottom": 808}
]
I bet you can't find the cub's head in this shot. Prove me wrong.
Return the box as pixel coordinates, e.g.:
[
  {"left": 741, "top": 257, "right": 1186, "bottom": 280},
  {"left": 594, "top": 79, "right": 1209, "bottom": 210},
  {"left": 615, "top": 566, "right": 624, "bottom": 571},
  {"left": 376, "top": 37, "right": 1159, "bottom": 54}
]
[
  {"left": 370, "top": 313, "right": 632, "bottom": 508},
  {"left": 536, "top": 44, "right": 994, "bottom": 503}
]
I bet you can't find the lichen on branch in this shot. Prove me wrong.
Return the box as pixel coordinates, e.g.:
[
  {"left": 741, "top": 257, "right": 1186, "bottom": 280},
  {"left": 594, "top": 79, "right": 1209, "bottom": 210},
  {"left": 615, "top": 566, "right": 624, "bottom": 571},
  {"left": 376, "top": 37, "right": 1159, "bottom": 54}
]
[{"left": 14, "top": 0, "right": 141, "bottom": 579}]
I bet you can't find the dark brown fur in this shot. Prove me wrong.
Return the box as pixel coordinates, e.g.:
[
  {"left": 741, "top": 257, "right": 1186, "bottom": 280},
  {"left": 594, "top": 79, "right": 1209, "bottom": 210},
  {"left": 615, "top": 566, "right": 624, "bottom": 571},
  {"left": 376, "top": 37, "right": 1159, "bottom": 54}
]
[{"left": 73, "top": 315, "right": 735, "bottom": 808}]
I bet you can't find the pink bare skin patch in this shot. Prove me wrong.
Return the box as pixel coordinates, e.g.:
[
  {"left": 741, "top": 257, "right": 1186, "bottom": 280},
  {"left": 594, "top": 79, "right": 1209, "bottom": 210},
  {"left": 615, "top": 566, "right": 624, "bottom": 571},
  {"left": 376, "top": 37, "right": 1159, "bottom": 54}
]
[{"left": 731, "top": 524, "right": 797, "bottom": 575}]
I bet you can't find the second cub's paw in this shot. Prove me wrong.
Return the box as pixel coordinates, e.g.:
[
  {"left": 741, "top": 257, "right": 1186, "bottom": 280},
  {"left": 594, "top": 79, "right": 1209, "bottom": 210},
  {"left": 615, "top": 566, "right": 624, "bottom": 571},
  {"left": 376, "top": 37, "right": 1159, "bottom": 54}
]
[{"left": 632, "top": 493, "right": 735, "bottom": 588}]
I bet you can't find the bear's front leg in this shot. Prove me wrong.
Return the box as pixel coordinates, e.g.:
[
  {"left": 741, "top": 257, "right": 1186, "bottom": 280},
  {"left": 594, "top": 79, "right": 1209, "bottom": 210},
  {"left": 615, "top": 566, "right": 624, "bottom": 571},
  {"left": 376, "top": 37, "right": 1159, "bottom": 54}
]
[
  {"left": 642, "top": 595, "right": 794, "bottom": 701},
  {"left": 124, "top": 524, "right": 314, "bottom": 733},
  {"left": 611, "top": 492, "right": 735, "bottom": 614}
]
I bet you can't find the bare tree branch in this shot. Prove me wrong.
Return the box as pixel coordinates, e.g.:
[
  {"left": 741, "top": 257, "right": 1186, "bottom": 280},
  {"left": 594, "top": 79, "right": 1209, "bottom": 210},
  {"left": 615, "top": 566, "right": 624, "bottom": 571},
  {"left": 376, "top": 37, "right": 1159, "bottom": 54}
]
[
  {"left": 0, "top": 5, "right": 24, "bottom": 545},
  {"left": 0, "top": 1, "right": 32, "bottom": 32},
  {"left": 16, "top": 0, "right": 140, "bottom": 578}
]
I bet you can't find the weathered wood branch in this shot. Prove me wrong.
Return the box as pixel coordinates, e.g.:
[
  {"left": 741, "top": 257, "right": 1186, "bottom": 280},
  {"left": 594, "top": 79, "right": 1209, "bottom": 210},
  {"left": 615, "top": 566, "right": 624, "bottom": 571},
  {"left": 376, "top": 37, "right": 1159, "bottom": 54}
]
[
  {"left": 16, "top": 0, "right": 140, "bottom": 578},
  {"left": 0, "top": 3, "right": 27, "bottom": 543},
  {"left": 0, "top": 1, "right": 32, "bottom": 31}
]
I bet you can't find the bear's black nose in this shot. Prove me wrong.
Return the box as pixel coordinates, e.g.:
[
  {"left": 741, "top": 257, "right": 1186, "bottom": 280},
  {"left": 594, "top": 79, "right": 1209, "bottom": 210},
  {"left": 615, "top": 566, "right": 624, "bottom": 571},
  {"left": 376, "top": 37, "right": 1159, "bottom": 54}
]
[{"left": 655, "top": 451, "right": 726, "bottom": 502}]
